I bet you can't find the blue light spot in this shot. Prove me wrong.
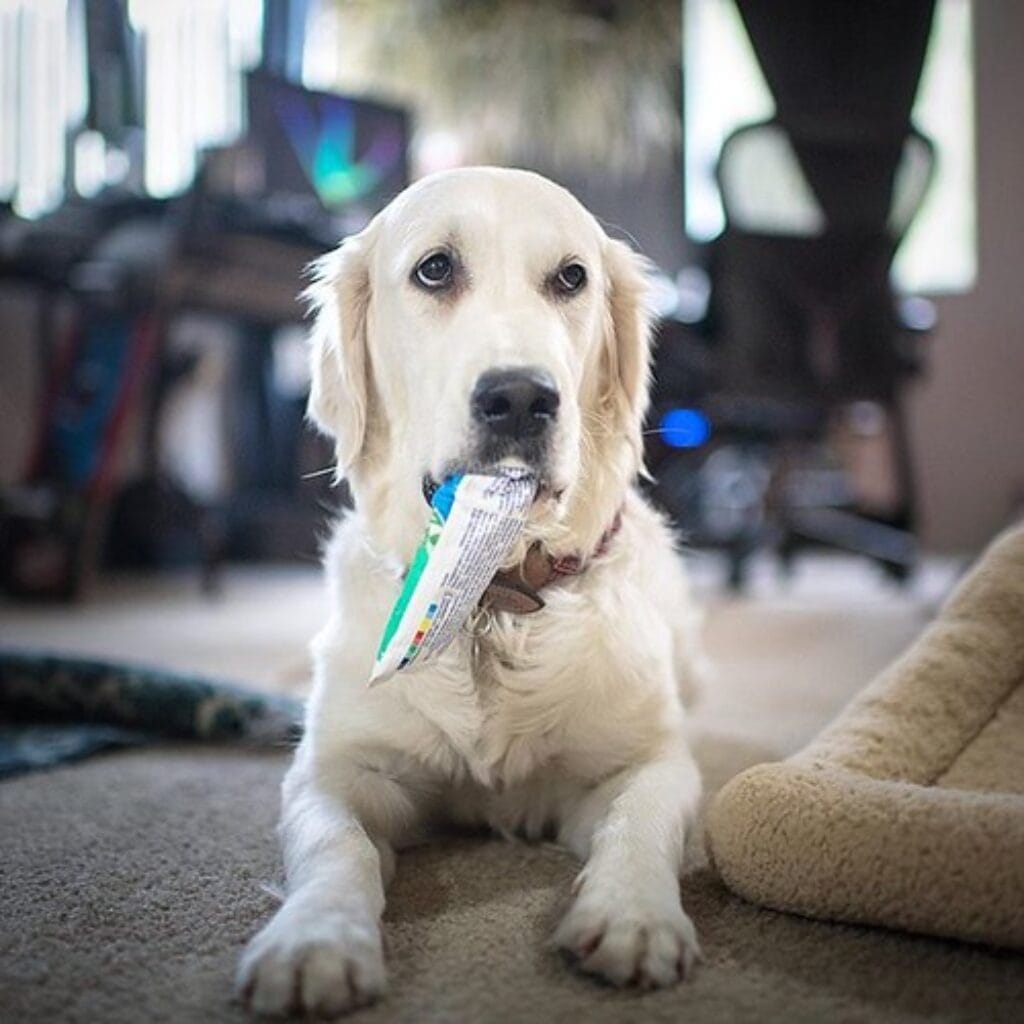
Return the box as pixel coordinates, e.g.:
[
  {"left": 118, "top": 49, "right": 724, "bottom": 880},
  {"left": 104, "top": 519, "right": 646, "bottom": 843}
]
[{"left": 659, "top": 408, "right": 711, "bottom": 448}]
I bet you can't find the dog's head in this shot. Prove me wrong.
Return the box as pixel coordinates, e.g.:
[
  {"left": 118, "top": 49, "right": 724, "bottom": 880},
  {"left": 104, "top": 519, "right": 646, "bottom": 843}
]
[{"left": 307, "top": 167, "right": 653, "bottom": 555}]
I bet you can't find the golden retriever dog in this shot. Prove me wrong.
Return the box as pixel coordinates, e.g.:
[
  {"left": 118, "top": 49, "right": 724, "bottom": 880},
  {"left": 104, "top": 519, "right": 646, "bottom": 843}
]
[{"left": 237, "top": 167, "right": 705, "bottom": 1017}]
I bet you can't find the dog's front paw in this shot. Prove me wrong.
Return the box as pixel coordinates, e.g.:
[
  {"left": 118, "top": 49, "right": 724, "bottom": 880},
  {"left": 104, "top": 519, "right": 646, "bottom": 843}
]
[
  {"left": 554, "top": 876, "right": 701, "bottom": 989},
  {"left": 236, "top": 904, "right": 385, "bottom": 1018}
]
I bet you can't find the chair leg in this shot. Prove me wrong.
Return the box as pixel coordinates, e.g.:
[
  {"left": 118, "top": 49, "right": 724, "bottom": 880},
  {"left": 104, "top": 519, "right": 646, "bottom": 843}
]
[
  {"left": 888, "top": 395, "right": 918, "bottom": 535},
  {"left": 726, "top": 543, "right": 750, "bottom": 592}
]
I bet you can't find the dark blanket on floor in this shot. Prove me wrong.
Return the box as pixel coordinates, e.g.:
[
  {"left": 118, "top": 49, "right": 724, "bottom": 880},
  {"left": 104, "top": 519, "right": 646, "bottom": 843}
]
[{"left": 0, "top": 649, "right": 303, "bottom": 778}]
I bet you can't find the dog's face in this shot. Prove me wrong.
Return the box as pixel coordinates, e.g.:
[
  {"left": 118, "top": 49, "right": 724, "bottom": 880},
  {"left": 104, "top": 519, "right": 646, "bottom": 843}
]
[{"left": 308, "top": 167, "right": 651, "bottom": 537}]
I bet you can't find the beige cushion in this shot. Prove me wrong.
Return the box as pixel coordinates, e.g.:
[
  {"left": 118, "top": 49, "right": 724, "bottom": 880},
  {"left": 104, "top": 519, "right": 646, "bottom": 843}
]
[{"left": 706, "top": 524, "right": 1024, "bottom": 950}]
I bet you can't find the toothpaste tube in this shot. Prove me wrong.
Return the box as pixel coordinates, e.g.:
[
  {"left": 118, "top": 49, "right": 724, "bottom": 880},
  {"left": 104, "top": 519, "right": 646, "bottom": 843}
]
[{"left": 369, "top": 468, "right": 537, "bottom": 685}]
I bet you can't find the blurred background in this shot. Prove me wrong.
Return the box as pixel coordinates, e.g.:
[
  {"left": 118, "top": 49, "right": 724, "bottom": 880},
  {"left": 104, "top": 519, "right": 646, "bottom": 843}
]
[{"left": 0, "top": 0, "right": 1020, "bottom": 607}]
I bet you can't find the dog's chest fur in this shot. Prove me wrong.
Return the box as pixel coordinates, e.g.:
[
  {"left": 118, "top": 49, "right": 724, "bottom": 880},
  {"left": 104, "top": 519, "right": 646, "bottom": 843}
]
[
  {"left": 316, "top": 506, "right": 682, "bottom": 823},
  {"left": 409, "top": 637, "right": 573, "bottom": 788},
  {"left": 392, "top": 601, "right": 668, "bottom": 794}
]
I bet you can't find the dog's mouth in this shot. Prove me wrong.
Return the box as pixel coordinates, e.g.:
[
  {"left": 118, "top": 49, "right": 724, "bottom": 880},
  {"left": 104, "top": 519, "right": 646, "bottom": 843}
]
[
  {"left": 421, "top": 470, "right": 561, "bottom": 507},
  {"left": 422, "top": 476, "right": 440, "bottom": 504}
]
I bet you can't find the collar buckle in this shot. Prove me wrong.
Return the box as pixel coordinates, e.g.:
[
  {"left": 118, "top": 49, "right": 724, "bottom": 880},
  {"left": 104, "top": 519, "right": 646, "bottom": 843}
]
[{"left": 480, "top": 507, "right": 623, "bottom": 616}]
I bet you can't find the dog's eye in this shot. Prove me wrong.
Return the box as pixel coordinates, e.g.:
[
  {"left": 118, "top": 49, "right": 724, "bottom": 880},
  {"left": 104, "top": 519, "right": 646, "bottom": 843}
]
[
  {"left": 554, "top": 262, "right": 587, "bottom": 295},
  {"left": 414, "top": 252, "right": 454, "bottom": 290}
]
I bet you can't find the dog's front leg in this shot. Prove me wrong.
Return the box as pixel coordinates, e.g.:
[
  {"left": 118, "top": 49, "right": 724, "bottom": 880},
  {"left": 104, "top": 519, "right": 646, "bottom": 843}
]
[
  {"left": 237, "top": 752, "right": 401, "bottom": 1017},
  {"left": 555, "top": 745, "right": 703, "bottom": 988}
]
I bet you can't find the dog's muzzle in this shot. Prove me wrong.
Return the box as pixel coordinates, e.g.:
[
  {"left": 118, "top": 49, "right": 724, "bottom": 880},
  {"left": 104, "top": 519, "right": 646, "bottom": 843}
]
[{"left": 470, "top": 367, "right": 559, "bottom": 441}]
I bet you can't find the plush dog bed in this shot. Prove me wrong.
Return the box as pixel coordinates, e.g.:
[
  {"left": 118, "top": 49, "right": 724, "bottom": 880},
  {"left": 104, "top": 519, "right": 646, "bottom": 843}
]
[{"left": 706, "top": 523, "right": 1024, "bottom": 950}]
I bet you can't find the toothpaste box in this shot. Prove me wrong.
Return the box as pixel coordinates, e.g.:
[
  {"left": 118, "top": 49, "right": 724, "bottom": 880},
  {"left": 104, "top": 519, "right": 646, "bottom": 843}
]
[{"left": 369, "top": 468, "right": 537, "bottom": 684}]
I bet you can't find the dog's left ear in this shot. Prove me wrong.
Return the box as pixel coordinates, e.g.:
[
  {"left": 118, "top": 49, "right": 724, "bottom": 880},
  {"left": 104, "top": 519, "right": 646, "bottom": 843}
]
[
  {"left": 600, "top": 238, "right": 654, "bottom": 465},
  {"left": 304, "top": 227, "right": 375, "bottom": 476}
]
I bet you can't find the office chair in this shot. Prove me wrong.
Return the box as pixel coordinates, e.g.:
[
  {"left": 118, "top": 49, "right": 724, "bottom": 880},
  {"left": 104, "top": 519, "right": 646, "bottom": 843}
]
[{"left": 650, "top": 118, "right": 936, "bottom": 588}]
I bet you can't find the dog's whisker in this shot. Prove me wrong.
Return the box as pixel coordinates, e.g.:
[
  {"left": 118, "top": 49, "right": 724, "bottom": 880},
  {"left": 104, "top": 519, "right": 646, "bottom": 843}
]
[{"left": 301, "top": 466, "right": 336, "bottom": 480}]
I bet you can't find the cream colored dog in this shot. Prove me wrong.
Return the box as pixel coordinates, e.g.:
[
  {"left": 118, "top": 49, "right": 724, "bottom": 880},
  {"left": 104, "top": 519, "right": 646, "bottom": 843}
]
[{"left": 237, "top": 167, "right": 705, "bottom": 1017}]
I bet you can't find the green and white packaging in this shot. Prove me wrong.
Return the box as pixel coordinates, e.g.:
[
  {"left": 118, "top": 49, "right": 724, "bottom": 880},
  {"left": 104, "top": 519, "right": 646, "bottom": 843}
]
[{"left": 369, "top": 468, "right": 537, "bottom": 685}]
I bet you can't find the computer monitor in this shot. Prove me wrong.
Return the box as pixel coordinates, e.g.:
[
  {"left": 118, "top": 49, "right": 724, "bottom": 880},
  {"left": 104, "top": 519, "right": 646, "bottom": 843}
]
[{"left": 245, "top": 72, "right": 410, "bottom": 228}]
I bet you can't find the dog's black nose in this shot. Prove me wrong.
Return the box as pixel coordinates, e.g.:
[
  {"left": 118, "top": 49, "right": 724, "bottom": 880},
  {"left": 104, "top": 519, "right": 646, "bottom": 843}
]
[{"left": 471, "top": 367, "right": 560, "bottom": 439}]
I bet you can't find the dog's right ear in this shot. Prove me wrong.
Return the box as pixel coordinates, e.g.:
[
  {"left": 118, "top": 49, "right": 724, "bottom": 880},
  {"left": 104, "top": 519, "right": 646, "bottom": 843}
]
[{"left": 305, "top": 229, "right": 374, "bottom": 474}]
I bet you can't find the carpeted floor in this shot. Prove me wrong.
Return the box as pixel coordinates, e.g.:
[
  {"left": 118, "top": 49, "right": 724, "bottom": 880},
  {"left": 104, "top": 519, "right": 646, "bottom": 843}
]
[{"left": 2, "top": 556, "right": 1023, "bottom": 1023}]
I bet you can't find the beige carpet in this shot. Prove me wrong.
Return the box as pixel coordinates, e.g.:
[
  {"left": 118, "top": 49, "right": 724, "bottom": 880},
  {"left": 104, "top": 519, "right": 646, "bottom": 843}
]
[{"left": 2, "top": 556, "right": 1023, "bottom": 1022}]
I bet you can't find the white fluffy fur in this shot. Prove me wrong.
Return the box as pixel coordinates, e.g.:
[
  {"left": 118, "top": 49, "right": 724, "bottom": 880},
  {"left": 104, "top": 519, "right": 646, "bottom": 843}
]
[{"left": 237, "top": 168, "right": 705, "bottom": 1017}]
